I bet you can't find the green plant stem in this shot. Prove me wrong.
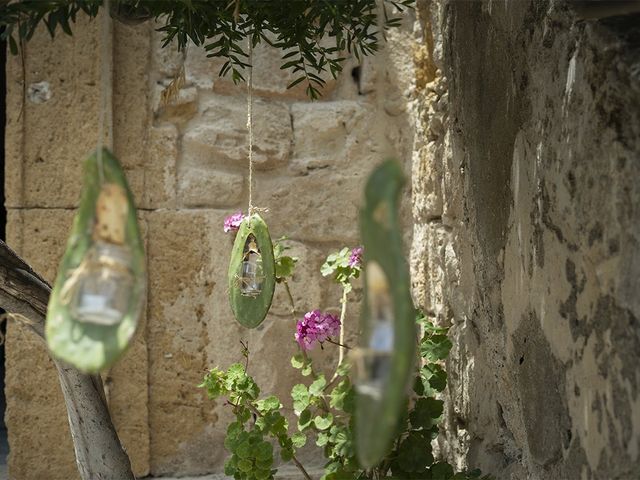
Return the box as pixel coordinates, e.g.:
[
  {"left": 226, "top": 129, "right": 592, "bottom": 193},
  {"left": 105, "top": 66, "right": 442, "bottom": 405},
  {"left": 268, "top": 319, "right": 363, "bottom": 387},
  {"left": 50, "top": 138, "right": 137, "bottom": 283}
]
[
  {"left": 283, "top": 280, "right": 296, "bottom": 314},
  {"left": 333, "top": 286, "right": 349, "bottom": 380},
  {"left": 325, "top": 338, "right": 352, "bottom": 350},
  {"left": 322, "top": 374, "right": 341, "bottom": 394},
  {"left": 244, "top": 403, "right": 314, "bottom": 480},
  {"left": 290, "top": 454, "right": 314, "bottom": 480},
  {"left": 285, "top": 282, "right": 332, "bottom": 413}
]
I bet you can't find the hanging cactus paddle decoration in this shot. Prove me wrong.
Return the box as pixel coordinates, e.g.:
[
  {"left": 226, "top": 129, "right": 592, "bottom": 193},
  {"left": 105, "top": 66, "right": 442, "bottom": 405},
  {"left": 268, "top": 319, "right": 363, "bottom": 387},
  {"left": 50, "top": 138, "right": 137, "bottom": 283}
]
[
  {"left": 354, "top": 160, "right": 417, "bottom": 468},
  {"left": 228, "top": 214, "right": 276, "bottom": 328},
  {"left": 46, "top": 148, "right": 146, "bottom": 374}
]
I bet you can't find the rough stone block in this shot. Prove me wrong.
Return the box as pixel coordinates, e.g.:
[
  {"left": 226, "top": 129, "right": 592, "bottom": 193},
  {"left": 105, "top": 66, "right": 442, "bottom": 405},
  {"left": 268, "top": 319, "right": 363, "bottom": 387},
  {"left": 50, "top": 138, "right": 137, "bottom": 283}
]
[
  {"left": 182, "top": 95, "right": 292, "bottom": 171},
  {"left": 291, "top": 101, "right": 361, "bottom": 163},
  {"left": 288, "top": 100, "right": 383, "bottom": 179},
  {"left": 146, "top": 210, "right": 226, "bottom": 476},
  {"left": 178, "top": 167, "right": 244, "bottom": 208},
  {"left": 141, "top": 124, "right": 179, "bottom": 209},
  {"left": 8, "top": 17, "right": 100, "bottom": 209},
  {"left": 252, "top": 170, "right": 363, "bottom": 244}
]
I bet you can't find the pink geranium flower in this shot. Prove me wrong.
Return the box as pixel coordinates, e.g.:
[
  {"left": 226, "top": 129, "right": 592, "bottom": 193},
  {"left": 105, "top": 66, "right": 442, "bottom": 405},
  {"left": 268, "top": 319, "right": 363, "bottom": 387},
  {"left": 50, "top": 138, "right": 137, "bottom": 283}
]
[
  {"left": 223, "top": 212, "right": 245, "bottom": 233},
  {"left": 348, "top": 246, "right": 364, "bottom": 268},
  {"left": 295, "top": 310, "right": 341, "bottom": 351}
]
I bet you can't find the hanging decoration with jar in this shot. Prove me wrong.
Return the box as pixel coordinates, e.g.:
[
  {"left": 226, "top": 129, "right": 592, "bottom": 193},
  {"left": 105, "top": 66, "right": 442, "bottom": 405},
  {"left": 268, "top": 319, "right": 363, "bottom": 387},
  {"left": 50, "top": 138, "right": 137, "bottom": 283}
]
[
  {"left": 228, "top": 40, "right": 276, "bottom": 329},
  {"left": 353, "top": 160, "right": 417, "bottom": 468},
  {"left": 45, "top": 0, "right": 146, "bottom": 374}
]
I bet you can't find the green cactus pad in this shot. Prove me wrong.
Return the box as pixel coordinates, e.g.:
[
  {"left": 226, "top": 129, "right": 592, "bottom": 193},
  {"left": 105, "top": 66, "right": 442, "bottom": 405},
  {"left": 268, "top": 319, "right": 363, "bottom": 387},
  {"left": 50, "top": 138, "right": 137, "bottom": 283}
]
[
  {"left": 228, "top": 214, "right": 276, "bottom": 328},
  {"left": 46, "top": 148, "right": 146, "bottom": 374},
  {"left": 355, "top": 160, "right": 417, "bottom": 468}
]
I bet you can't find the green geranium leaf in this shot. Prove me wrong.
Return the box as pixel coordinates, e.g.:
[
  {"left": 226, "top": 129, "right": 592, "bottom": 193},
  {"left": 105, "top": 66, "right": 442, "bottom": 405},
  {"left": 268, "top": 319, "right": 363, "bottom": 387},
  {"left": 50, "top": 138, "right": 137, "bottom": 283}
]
[
  {"left": 256, "top": 441, "right": 273, "bottom": 461},
  {"left": 292, "top": 384, "right": 310, "bottom": 413},
  {"left": 280, "top": 446, "right": 294, "bottom": 462},
  {"left": 301, "top": 363, "right": 313, "bottom": 377},
  {"left": 421, "top": 334, "right": 453, "bottom": 362},
  {"left": 309, "top": 375, "right": 327, "bottom": 396},
  {"left": 238, "top": 458, "right": 253, "bottom": 472},
  {"left": 224, "top": 458, "right": 237, "bottom": 476},
  {"left": 291, "top": 354, "right": 305, "bottom": 369},
  {"left": 201, "top": 368, "right": 228, "bottom": 398},
  {"left": 292, "top": 432, "right": 307, "bottom": 448},
  {"left": 275, "top": 255, "right": 298, "bottom": 279},
  {"left": 256, "top": 456, "right": 273, "bottom": 469},
  {"left": 424, "top": 364, "right": 448, "bottom": 392},
  {"left": 321, "top": 247, "right": 360, "bottom": 286},
  {"left": 335, "top": 361, "right": 351, "bottom": 377},
  {"left": 236, "top": 441, "right": 252, "bottom": 460},
  {"left": 298, "top": 408, "right": 313, "bottom": 430},
  {"left": 329, "top": 379, "right": 352, "bottom": 410},
  {"left": 227, "top": 363, "right": 246, "bottom": 381},
  {"left": 316, "top": 431, "right": 329, "bottom": 447},
  {"left": 429, "top": 462, "right": 455, "bottom": 479},
  {"left": 257, "top": 396, "right": 281, "bottom": 414},
  {"left": 256, "top": 467, "right": 273, "bottom": 480},
  {"left": 410, "top": 397, "right": 444, "bottom": 430},
  {"left": 397, "top": 432, "right": 433, "bottom": 472},
  {"left": 314, "top": 414, "right": 334, "bottom": 431}
]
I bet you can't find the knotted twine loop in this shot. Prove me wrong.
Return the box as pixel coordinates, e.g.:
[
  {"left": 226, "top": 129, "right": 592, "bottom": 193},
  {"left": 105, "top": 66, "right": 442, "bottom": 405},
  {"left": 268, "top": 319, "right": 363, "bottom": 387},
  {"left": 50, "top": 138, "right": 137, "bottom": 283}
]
[{"left": 96, "top": 0, "right": 114, "bottom": 185}]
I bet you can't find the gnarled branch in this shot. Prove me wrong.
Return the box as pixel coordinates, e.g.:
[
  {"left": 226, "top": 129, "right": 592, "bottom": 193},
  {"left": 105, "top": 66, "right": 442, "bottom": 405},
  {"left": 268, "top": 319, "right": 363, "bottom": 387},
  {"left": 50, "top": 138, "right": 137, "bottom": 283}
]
[{"left": 0, "top": 240, "right": 134, "bottom": 480}]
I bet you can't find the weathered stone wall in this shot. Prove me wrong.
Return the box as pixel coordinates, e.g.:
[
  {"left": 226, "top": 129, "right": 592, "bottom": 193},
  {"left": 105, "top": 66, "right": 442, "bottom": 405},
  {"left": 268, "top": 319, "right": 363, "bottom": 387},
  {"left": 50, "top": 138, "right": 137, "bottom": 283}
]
[
  {"left": 4, "top": 12, "right": 415, "bottom": 480},
  {"left": 411, "top": 1, "right": 640, "bottom": 479}
]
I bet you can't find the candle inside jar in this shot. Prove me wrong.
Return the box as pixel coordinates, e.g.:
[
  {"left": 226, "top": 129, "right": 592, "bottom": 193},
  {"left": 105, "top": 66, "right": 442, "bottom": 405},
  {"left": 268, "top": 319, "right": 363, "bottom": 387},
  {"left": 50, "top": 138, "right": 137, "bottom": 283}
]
[
  {"left": 355, "top": 261, "right": 394, "bottom": 400},
  {"left": 69, "top": 241, "right": 134, "bottom": 325},
  {"left": 239, "top": 234, "right": 264, "bottom": 297}
]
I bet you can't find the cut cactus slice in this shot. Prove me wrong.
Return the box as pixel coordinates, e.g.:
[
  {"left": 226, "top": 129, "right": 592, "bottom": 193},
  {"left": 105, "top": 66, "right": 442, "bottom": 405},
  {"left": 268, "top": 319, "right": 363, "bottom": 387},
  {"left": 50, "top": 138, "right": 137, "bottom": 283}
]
[
  {"left": 46, "top": 148, "right": 146, "bottom": 374},
  {"left": 228, "top": 214, "right": 276, "bottom": 328},
  {"left": 355, "top": 160, "right": 417, "bottom": 468}
]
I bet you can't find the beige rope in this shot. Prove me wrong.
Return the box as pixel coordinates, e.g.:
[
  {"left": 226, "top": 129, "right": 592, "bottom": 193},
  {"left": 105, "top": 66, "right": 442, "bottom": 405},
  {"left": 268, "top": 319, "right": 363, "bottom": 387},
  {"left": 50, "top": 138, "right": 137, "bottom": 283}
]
[
  {"left": 97, "top": 0, "right": 114, "bottom": 184},
  {"left": 247, "top": 39, "right": 255, "bottom": 215}
]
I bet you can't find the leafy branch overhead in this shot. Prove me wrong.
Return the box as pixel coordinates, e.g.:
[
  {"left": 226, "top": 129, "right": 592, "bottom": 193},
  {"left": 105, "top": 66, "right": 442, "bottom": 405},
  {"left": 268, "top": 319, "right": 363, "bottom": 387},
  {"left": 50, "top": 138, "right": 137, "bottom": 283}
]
[{"left": 0, "top": 0, "right": 414, "bottom": 98}]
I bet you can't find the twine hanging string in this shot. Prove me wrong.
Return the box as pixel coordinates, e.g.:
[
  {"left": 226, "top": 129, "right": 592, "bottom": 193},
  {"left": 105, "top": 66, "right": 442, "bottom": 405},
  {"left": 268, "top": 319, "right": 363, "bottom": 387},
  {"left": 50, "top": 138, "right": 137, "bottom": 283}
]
[
  {"left": 96, "top": 0, "right": 114, "bottom": 184},
  {"left": 58, "top": 1, "right": 116, "bottom": 306},
  {"left": 246, "top": 39, "right": 255, "bottom": 215}
]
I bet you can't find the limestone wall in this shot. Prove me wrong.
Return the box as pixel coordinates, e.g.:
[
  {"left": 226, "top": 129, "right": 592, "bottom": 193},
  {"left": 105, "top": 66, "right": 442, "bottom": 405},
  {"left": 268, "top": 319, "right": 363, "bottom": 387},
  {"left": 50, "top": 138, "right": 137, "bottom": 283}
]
[
  {"left": 4, "top": 13, "right": 415, "bottom": 480},
  {"left": 411, "top": 1, "right": 640, "bottom": 478}
]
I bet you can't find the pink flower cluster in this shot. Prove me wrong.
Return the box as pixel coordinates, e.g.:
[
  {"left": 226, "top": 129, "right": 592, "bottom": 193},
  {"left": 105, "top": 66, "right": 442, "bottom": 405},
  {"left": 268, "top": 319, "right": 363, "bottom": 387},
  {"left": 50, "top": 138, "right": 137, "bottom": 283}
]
[
  {"left": 295, "top": 310, "right": 341, "bottom": 351},
  {"left": 223, "top": 212, "right": 245, "bottom": 233},
  {"left": 348, "top": 246, "right": 364, "bottom": 268}
]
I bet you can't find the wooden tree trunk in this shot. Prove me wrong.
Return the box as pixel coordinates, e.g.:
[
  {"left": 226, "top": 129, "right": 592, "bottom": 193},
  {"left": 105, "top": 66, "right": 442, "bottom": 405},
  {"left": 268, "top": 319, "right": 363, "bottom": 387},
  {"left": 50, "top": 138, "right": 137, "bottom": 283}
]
[{"left": 0, "top": 240, "right": 135, "bottom": 480}]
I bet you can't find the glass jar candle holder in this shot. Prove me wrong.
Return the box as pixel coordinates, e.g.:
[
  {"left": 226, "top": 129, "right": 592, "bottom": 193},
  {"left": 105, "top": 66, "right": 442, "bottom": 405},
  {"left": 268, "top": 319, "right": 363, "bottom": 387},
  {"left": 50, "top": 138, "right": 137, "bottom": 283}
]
[
  {"left": 67, "top": 241, "right": 135, "bottom": 326},
  {"left": 239, "top": 234, "right": 264, "bottom": 297},
  {"left": 355, "top": 261, "right": 395, "bottom": 399}
]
